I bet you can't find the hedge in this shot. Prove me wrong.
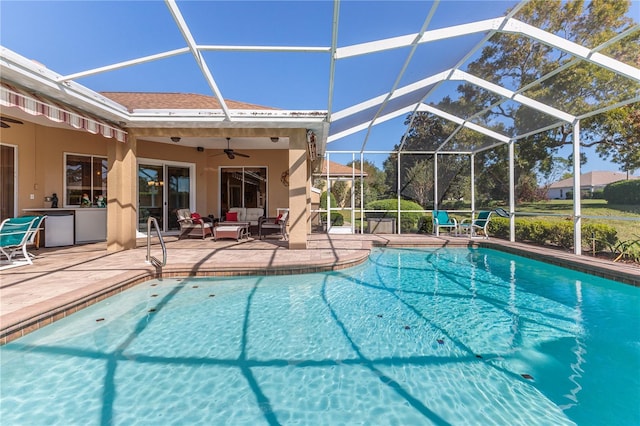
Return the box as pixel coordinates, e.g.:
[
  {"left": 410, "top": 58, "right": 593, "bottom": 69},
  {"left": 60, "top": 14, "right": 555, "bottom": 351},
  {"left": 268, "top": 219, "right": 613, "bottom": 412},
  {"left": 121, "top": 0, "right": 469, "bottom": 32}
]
[
  {"left": 603, "top": 179, "right": 640, "bottom": 205},
  {"left": 489, "top": 217, "right": 618, "bottom": 251}
]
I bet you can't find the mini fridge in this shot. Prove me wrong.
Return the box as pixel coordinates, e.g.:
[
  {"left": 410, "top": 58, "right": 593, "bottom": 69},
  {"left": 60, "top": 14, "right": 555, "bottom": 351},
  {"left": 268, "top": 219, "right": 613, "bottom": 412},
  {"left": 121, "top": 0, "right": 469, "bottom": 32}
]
[{"left": 45, "top": 212, "right": 74, "bottom": 247}]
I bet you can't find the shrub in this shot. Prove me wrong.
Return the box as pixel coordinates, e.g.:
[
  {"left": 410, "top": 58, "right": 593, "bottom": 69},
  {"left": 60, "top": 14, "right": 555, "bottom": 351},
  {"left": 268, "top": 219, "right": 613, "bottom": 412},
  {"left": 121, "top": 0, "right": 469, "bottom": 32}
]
[
  {"left": 583, "top": 223, "right": 618, "bottom": 252},
  {"left": 324, "top": 212, "right": 344, "bottom": 226},
  {"left": 365, "top": 199, "right": 426, "bottom": 233},
  {"left": 490, "top": 217, "right": 618, "bottom": 252},
  {"left": 320, "top": 191, "right": 344, "bottom": 226},
  {"left": 548, "top": 221, "right": 575, "bottom": 249},
  {"left": 516, "top": 218, "right": 552, "bottom": 245},
  {"left": 603, "top": 180, "right": 640, "bottom": 205},
  {"left": 488, "top": 217, "right": 509, "bottom": 238},
  {"left": 320, "top": 191, "right": 337, "bottom": 210}
]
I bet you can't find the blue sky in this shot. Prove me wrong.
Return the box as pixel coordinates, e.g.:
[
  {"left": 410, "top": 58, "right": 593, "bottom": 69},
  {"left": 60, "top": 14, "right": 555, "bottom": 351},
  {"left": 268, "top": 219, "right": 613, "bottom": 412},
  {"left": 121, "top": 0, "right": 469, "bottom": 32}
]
[{"left": 1, "top": 0, "right": 637, "bottom": 174}]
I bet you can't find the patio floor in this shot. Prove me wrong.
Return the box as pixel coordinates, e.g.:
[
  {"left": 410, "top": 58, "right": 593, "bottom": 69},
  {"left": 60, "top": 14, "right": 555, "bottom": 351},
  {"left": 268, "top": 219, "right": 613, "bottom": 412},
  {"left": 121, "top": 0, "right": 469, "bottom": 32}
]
[{"left": 1, "top": 233, "right": 638, "bottom": 344}]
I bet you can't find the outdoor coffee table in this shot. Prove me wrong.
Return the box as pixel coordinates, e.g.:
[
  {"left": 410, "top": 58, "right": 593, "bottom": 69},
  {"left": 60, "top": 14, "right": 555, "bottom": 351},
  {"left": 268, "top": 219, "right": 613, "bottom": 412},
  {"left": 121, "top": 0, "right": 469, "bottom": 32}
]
[{"left": 213, "top": 222, "right": 250, "bottom": 241}]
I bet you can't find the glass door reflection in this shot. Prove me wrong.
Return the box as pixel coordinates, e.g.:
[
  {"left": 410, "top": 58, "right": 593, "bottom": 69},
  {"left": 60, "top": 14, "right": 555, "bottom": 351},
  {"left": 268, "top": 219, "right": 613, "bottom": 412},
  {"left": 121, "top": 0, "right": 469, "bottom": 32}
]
[{"left": 138, "top": 165, "right": 164, "bottom": 232}]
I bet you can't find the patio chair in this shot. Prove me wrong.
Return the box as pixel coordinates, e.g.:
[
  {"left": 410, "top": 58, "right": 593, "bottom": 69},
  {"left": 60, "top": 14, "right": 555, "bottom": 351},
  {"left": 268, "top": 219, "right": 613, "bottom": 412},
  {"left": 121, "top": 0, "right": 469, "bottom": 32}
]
[
  {"left": 432, "top": 210, "right": 458, "bottom": 236},
  {"left": 258, "top": 210, "right": 289, "bottom": 240},
  {"left": 22, "top": 215, "right": 46, "bottom": 259},
  {"left": 459, "top": 210, "right": 493, "bottom": 239},
  {"left": 175, "top": 208, "right": 213, "bottom": 239},
  {"left": 0, "top": 215, "right": 45, "bottom": 265}
]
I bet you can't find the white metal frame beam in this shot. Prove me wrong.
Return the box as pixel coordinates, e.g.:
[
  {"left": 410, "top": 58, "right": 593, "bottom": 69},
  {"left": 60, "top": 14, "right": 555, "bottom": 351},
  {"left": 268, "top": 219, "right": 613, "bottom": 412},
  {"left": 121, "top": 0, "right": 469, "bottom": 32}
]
[
  {"left": 164, "top": 0, "right": 231, "bottom": 120},
  {"left": 326, "top": 0, "right": 341, "bottom": 120},
  {"left": 359, "top": 0, "right": 441, "bottom": 152},
  {"left": 502, "top": 19, "right": 640, "bottom": 83},
  {"left": 329, "top": 66, "right": 574, "bottom": 147}
]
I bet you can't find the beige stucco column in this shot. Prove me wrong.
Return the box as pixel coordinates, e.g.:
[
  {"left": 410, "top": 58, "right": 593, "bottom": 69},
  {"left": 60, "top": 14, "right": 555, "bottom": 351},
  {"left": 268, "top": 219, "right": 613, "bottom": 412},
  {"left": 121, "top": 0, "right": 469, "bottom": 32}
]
[
  {"left": 106, "top": 134, "right": 138, "bottom": 251},
  {"left": 288, "top": 129, "right": 309, "bottom": 249}
]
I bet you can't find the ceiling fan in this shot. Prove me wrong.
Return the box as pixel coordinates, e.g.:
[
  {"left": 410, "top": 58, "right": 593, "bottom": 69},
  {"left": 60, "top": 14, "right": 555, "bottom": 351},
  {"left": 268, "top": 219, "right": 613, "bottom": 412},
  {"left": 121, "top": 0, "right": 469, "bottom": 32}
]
[
  {"left": 0, "top": 116, "right": 24, "bottom": 128},
  {"left": 221, "top": 137, "right": 250, "bottom": 160}
]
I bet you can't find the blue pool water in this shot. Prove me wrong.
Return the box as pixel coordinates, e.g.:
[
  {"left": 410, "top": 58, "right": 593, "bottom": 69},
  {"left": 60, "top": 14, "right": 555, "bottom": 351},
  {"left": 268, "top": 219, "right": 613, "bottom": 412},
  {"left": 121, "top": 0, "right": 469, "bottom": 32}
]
[{"left": 1, "top": 247, "right": 638, "bottom": 425}]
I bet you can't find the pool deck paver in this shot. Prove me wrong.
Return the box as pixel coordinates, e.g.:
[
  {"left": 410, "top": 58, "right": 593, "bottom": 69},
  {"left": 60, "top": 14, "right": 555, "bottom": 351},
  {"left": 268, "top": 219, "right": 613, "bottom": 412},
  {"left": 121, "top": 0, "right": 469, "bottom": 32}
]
[{"left": 1, "top": 233, "right": 638, "bottom": 344}]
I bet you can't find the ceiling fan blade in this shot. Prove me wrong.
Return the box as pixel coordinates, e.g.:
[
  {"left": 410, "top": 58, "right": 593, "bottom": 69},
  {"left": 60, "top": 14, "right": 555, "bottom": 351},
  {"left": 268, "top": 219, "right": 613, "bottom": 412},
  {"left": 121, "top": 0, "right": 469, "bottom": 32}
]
[
  {"left": 0, "top": 116, "right": 24, "bottom": 124},
  {"left": 0, "top": 122, "right": 9, "bottom": 128},
  {"left": 235, "top": 152, "right": 250, "bottom": 158}
]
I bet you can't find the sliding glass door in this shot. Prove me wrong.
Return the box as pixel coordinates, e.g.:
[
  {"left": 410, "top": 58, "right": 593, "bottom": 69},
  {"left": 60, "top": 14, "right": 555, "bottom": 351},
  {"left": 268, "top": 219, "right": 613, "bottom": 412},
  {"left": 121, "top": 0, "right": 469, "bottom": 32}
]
[
  {"left": 138, "top": 161, "right": 194, "bottom": 233},
  {"left": 166, "top": 166, "right": 190, "bottom": 231}
]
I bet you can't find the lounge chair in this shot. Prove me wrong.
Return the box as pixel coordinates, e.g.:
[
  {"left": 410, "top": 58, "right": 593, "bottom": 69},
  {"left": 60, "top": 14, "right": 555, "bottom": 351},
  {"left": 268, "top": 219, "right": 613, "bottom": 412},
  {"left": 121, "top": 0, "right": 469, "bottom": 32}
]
[
  {"left": 0, "top": 215, "right": 45, "bottom": 265},
  {"left": 459, "top": 210, "right": 493, "bottom": 239},
  {"left": 175, "top": 208, "right": 213, "bottom": 239},
  {"left": 258, "top": 210, "right": 288, "bottom": 240},
  {"left": 432, "top": 210, "right": 457, "bottom": 236}
]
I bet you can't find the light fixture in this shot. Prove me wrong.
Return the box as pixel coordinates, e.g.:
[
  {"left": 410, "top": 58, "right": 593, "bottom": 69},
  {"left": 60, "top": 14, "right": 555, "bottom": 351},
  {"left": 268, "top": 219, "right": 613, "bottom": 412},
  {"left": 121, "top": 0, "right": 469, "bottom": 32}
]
[
  {"left": 270, "top": 137, "right": 279, "bottom": 143},
  {"left": 171, "top": 136, "right": 181, "bottom": 143}
]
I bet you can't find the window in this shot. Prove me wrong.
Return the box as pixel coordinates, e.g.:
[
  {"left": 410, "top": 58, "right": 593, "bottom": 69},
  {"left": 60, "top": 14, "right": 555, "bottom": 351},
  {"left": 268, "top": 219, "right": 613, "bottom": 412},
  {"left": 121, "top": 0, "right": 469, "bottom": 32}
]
[
  {"left": 220, "top": 167, "right": 267, "bottom": 214},
  {"left": 65, "top": 154, "right": 107, "bottom": 206}
]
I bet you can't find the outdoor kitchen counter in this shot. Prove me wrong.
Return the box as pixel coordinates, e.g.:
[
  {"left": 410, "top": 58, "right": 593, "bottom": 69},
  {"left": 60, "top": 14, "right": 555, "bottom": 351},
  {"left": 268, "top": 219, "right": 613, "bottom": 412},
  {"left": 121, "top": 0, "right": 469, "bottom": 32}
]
[{"left": 23, "top": 207, "right": 107, "bottom": 246}]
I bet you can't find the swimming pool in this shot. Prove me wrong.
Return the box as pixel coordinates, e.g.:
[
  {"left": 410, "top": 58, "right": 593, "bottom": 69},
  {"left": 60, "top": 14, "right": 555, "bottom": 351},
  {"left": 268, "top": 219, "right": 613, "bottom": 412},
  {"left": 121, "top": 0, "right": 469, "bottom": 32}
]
[{"left": 1, "top": 247, "right": 638, "bottom": 425}]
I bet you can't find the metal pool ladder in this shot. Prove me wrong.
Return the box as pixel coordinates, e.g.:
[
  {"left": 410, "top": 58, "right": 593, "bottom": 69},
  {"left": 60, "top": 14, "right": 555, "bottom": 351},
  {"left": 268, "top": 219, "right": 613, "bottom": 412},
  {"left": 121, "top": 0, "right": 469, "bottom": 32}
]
[{"left": 146, "top": 216, "right": 167, "bottom": 267}]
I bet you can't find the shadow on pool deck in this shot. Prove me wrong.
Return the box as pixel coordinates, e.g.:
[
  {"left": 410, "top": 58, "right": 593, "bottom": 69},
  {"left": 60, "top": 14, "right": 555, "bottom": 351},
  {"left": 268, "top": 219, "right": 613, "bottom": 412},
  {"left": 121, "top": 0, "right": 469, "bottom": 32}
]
[{"left": 1, "top": 233, "right": 638, "bottom": 344}]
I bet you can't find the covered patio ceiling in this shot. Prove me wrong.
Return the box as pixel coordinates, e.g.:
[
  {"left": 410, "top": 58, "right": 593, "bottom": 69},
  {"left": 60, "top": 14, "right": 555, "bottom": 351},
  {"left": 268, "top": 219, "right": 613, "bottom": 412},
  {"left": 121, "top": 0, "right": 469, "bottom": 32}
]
[{"left": 0, "top": 0, "right": 638, "bottom": 155}]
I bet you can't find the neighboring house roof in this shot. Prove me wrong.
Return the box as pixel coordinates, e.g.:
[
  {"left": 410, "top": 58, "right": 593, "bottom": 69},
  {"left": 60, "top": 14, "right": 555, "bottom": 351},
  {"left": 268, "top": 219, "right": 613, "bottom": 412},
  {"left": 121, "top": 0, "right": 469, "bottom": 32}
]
[
  {"left": 549, "top": 171, "right": 638, "bottom": 189},
  {"left": 317, "top": 160, "right": 367, "bottom": 177},
  {"left": 100, "top": 92, "right": 275, "bottom": 112}
]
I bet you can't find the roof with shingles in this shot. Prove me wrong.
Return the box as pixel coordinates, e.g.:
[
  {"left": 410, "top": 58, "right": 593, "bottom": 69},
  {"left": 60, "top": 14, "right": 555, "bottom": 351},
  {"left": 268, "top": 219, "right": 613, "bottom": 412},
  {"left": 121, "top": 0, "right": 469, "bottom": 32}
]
[
  {"left": 319, "top": 160, "right": 367, "bottom": 177},
  {"left": 100, "top": 92, "right": 276, "bottom": 112}
]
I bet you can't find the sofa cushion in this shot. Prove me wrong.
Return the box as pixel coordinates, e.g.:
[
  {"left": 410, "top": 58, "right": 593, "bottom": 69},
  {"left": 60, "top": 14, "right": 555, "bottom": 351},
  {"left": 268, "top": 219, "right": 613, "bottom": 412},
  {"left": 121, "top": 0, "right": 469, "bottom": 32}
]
[
  {"left": 245, "top": 208, "right": 264, "bottom": 225},
  {"left": 226, "top": 211, "right": 238, "bottom": 222}
]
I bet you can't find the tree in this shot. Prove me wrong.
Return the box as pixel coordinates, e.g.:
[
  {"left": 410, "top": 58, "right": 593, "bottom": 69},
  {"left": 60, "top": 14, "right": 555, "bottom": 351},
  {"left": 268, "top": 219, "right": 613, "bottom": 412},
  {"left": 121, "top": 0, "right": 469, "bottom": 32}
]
[
  {"left": 347, "top": 159, "right": 388, "bottom": 206},
  {"left": 330, "top": 180, "right": 350, "bottom": 208},
  {"left": 453, "top": 0, "right": 639, "bottom": 198},
  {"left": 404, "top": 160, "right": 432, "bottom": 207},
  {"left": 381, "top": 112, "right": 476, "bottom": 206},
  {"left": 591, "top": 103, "right": 640, "bottom": 172}
]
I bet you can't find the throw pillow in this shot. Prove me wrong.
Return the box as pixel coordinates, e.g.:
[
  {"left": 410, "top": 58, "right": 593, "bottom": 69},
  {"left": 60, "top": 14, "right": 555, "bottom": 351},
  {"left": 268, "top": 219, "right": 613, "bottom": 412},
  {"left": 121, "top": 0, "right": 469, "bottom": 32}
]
[
  {"left": 191, "top": 212, "right": 202, "bottom": 224},
  {"left": 226, "top": 211, "right": 238, "bottom": 222},
  {"left": 275, "top": 213, "right": 283, "bottom": 224}
]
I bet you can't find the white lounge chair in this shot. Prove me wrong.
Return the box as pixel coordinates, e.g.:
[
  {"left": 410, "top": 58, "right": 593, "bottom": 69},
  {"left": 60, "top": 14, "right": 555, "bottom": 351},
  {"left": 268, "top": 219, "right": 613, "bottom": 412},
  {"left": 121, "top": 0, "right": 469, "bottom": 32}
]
[
  {"left": 432, "top": 210, "right": 458, "bottom": 236},
  {"left": 459, "top": 211, "right": 493, "bottom": 239}
]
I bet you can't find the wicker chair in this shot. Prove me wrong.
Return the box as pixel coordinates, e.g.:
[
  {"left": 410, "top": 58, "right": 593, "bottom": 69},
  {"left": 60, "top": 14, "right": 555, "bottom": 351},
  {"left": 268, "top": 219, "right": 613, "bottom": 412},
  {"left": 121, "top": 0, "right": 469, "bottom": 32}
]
[
  {"left": 175, "top": 209, "right": 213, "bottom": 239},
  {"left": 258, "top": 210, "right": 288, "bottom": 240}
]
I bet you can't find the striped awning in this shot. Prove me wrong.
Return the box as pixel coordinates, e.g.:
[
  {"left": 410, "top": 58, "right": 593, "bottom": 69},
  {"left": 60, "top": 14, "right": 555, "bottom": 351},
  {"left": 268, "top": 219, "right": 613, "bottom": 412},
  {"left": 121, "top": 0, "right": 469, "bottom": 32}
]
[{"left": 0, "top": 83, "right": 127, "bottom": 142}]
